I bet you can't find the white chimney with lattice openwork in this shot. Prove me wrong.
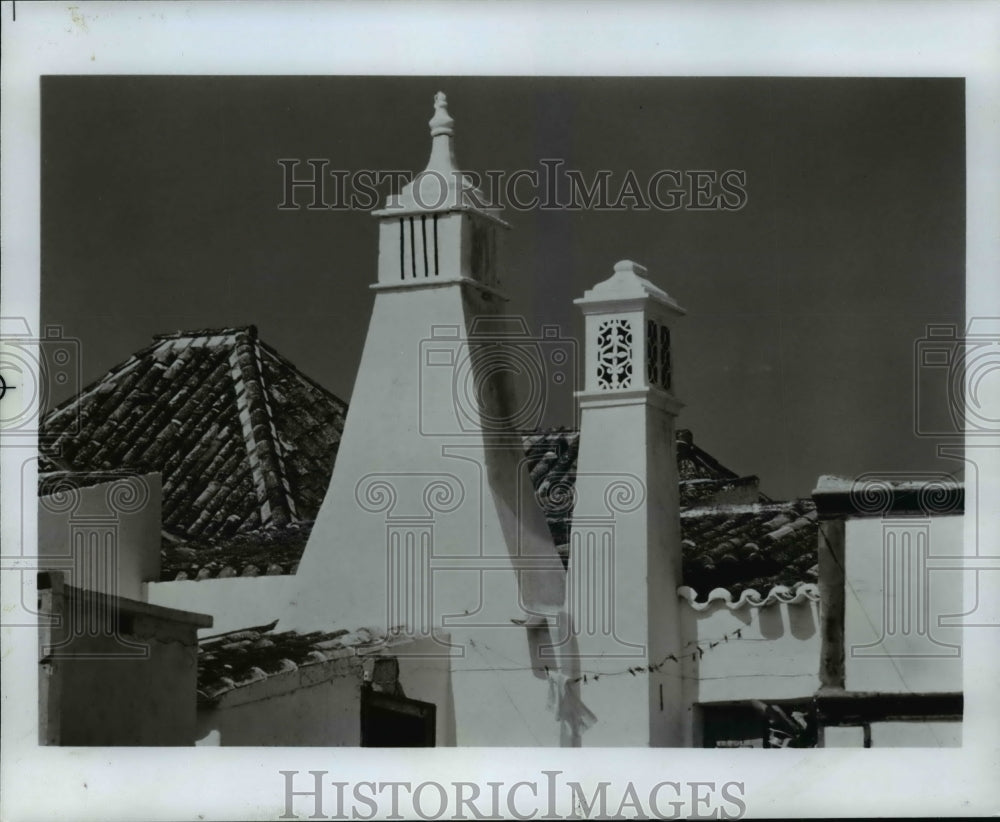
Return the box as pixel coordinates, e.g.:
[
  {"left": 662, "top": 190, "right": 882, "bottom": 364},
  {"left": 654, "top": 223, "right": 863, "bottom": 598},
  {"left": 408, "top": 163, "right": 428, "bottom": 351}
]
[
  {"left": 566, "top": 259, "right": 687, "bottom": 746},
  {"left": 281, "top": 94, "right": 569, "bottom": 746}
]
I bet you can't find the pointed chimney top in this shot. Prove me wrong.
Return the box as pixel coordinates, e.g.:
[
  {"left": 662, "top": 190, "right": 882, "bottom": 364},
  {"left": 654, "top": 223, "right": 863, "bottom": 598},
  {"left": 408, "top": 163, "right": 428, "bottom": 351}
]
[{"left": 372, "top": 92, "right": 507, "bottom": 226}]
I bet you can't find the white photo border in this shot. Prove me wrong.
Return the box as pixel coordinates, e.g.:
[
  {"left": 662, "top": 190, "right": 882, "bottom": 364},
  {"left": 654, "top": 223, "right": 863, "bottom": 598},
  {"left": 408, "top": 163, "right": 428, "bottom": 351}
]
[{"left": 2, "top": 1, "right": 998, "bottom": 819}]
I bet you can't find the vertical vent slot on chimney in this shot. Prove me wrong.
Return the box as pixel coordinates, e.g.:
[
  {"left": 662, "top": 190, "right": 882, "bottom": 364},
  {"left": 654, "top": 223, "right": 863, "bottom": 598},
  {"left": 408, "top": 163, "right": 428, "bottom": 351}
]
[
  {"left": 433, "top": 215, "right": 439, "bottom": 276},
  {"left": 396, "top": 216, "right": 443, "bottom": 281},
  {"left": 421, "top": 215, "right": 429, "bottom": 277},
  {"left": 399, "top": 219, "right": 405, "bottom": 280},
  {"left": 408, "top": 217, "right": 417, "bottom": 280},
  {"left": 660, "top": 325, "right": 671, "bottom": 390}
]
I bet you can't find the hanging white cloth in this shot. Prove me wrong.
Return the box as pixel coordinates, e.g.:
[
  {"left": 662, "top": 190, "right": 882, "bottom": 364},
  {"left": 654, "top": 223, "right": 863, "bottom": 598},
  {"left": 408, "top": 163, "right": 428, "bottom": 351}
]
[{"left": 545, "top": 669, "right": 597, "bottom": 732}]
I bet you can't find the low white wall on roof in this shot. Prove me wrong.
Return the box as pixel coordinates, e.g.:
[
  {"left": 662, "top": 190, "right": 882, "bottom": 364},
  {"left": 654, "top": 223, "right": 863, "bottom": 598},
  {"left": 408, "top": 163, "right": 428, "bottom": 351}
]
[
  {"left": 145, "top": 575, "right": 294, "bottom": 636},
  {"left": 197, "top": 656, "right": 364, "bottom": 746},
  {"left": 683, "top": 596, "right": 821, "bottom": 708},
  {"left": 38, "top": 473, "right": 161, "bottom": 601},
  {"left": 40, "top": 576, "right": 210, "bottom": 746}
]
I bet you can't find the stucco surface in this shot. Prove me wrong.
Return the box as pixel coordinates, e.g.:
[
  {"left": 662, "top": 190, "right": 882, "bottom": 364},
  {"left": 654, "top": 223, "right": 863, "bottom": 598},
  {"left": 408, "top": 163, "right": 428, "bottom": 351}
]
[{"left": 844, "top": 515, "right": 963, "bottom": 693}]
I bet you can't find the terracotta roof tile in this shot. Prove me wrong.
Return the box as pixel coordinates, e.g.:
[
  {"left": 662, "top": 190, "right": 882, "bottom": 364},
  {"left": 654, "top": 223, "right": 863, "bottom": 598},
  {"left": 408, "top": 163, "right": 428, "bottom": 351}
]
[
  {"left": 522, "top": 428, "right": 770, "bottom": 546},
  {"left": 160, "top": 521, "right": 311, "bottom": 581},
  {"left": 677, "top": 582, "right": 820, "bottom": 610},
  {"left": 522, "top": 429, "right": 815, "bottom": 600},
  {"left": 197, "top": 621, "right": 387, "bottom": 704},
  {"left": 40, "top": 326, "right": 347, "bottom": 551},
  {"left": 678, "top": 500, "right": 819, "bottom": 599}
]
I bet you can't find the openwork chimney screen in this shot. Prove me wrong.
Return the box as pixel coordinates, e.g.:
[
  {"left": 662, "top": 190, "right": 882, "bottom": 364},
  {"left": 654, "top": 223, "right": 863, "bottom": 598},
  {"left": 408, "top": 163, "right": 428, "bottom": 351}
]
[
  {"left": 597, "top": 319, "right": 633, "bottom": 390},
  {"left": 646, "top": 319, "right": 672, "bottom": 391}
]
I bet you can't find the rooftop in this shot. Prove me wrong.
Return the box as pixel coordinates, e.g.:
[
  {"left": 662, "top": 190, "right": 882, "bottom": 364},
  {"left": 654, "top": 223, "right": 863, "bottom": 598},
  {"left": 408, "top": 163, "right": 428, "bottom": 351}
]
[
  {"left": 197, "top": 620, "right": 401, "bottom": 704},
  {"left": 678, "top": 499, "right": 819, "bottom": 599},
  {"left": 40, "top": 326, "right": 347, "bottom": 542},
  {"left": 524, "top": 429, "right": 815, "bottom": 600},
  {"left": 42, "top": 330, "right": 816, "bottom": 600}
]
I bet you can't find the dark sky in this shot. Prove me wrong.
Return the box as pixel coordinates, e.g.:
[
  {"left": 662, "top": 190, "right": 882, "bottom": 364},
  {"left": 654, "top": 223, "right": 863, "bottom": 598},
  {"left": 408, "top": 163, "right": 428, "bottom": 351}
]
[{"left": 41, "top": 76, "right": 964, "bottom": 500}]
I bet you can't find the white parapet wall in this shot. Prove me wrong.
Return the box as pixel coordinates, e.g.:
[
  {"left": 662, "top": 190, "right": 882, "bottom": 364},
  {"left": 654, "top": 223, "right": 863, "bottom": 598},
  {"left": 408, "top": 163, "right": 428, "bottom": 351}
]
[
  {"left": 38, "top": 472, "right": 161, "bottom": 601},
  {"left": 678, "top": 587, "right": 822, "bottom": 746},
  {"left": 146, "top": 575, "right": 295, "bottom": 637},
  {"left": 685, "top": 596, "right": 822, "bottom": 703}
]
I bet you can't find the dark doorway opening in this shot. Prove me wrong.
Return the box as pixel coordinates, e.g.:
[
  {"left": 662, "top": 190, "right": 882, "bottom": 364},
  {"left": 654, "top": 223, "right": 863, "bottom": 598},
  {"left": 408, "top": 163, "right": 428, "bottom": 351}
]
[{"left": 361, "top": 688, "right": 436, "bottom": 747}]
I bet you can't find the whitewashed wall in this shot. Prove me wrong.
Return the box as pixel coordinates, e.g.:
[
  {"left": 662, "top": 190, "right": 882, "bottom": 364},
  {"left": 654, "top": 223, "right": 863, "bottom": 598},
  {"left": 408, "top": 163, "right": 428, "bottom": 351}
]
[
  {"left": 682, "top": 596, "right": 822, "bottom": 742},
  {"left": 146, "top": 575, "right": 293, "bottom": 636},
  {"left": 38, "top": 473, "right": 161, "bottom": 601},
  {"left": 843, "top": 515, "right": 963, "bottom": 693}
]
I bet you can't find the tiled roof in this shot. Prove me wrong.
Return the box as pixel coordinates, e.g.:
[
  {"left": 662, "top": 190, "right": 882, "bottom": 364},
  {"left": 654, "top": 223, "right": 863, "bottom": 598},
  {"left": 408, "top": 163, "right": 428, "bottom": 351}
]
[
  {"left": 678, "top": 500, "right": 819, "bottom": 600},
  {"left": 170, "top": 486, "right": 818, "bottom": 601},
  {"left": 522, "top": 427, "right": 769, "bottom": 547},
  {"left": 523, "top": 429, "right": 580, "bottom": 547},
  {"left": 522, "top": 430, "right": 816, "bottom": 601},
  {"left": 161, "top": 521, "right": 312, "bottom": 581},
  {"left": 522, "top": 431, "right": 816, "bottom": 601},
  {"left": 40, "top": 326, "right": 347, "bottom": 545},
  {"left": 197, "top": 621, "right": 387, "bottom": 704},
  {"left": 164, "top": 501, "right": 820, "bottom": 600},
  {"left": 677, "top": 582, "right": 820, "bottom": 610},
  {"left": 678, "top": 475, "right": 763, "bottom": 508},
  {"left": 41, "top": 329, "right": 813, "bottom": 598}
]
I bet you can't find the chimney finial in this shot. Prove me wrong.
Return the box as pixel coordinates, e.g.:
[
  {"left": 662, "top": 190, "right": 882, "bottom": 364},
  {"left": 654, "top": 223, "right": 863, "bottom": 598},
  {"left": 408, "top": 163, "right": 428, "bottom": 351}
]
[
  {"left": 429, "top": 91, "right": 455, "bottom": 137},
  {"left": 373, "top": 91, "right": 507, "bottom": 224}
]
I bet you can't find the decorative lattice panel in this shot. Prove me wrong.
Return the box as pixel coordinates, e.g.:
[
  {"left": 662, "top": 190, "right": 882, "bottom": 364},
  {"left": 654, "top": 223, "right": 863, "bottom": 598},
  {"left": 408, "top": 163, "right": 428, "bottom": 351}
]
[{"left": 597, "top": 319, "right": 633, "bottom": 389}]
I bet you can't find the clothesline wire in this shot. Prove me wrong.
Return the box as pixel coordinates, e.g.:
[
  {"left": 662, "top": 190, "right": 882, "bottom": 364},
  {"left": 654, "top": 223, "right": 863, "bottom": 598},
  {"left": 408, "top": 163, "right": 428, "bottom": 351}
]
[
  {"left": 200, "top": 628, "right": 751, "bottom": 695},
  {"left": 565, "top": 625, "right": 746, "bottom": 684},
  {"left": 446, "top": 627, "right": 747, "bottom": 680}
]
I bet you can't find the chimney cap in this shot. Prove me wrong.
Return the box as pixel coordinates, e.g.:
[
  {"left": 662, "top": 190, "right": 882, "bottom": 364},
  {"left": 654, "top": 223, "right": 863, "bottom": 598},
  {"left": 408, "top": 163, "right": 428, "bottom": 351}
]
[
  {"left": 613, "top": 259, "right": 648, "bottom": 277},
  {"left": 574, "top": 259, "right": 686, "bottom": 315}
]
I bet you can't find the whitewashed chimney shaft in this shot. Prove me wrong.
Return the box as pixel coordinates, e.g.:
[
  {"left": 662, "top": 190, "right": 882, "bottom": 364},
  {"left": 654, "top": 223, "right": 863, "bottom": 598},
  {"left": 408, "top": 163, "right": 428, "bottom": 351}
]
[
  {"left": 280, "top": 95, "right": 568, "bottom": 745},
  {"left": 566, "top": 260, "right": 687, "bottom": 746}
]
